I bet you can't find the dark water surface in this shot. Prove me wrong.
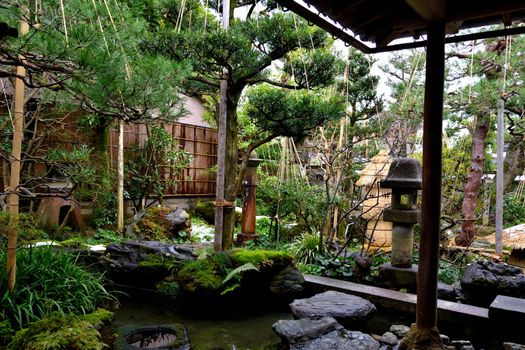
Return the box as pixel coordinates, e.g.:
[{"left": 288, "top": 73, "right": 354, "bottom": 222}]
[{"left": 113, "top": 297, "right": 292, "bottom": 350}]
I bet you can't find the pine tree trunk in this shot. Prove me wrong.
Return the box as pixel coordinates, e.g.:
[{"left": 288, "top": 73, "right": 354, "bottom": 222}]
[
  {"left": 503, "top": 133, "right": 525, "bottom": 191},
  {"left": 457, "top": 115, "right": 490, "bottom": 246}
]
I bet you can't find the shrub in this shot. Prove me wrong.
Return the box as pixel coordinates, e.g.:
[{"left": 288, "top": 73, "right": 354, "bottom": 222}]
[
  {"left": 503, "top": 194, "right": 525, "bottom": 228},
  {"left": 0, "top": 247, "right": 114, "bottom": 328},
  {"left": 0, "top": 319, "right": 15, "bottom": 345},
  {"left": 87, "top": 229, "right": 124, "bottom": 244},
  {"left": 289, "top": 233, "right": 321, "bottom": 264},
  {"left": 257, "top": 176, "right": 326, "bottom": 232},
  {"left": 0, "top": 212, "right": 48, "bottom": 245},
  {"left": 8, "top": 310, "right": 113, "bottom": 350},
  {"left": 92, "top": 184, "right": 118, "bottom": 229}
]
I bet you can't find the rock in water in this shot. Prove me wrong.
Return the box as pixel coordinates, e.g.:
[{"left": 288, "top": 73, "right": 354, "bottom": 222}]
[
  {"left": 273, "top": 317, "right": 342, "bottom": 344},
  {"left": 389, "top": 325, "right": 410, "bottom": 339},
  {"left": 291, "top": 329, "right": 380, "bottom": 350},
  {"left": 290, "top": 291, "right": 376, "bottom": 325},
  {"left": 273, "top": 317, "right": 380, "bottom": 350},
  {"left": 450, "top": 340, "right": 475, "bottom": 350},
  {"left": 380, "top": 331, "right": 398, "bottom": 346},
  {"left": 461, "top": 260, "right": 525, "bottom": 306},
  {"left": 504, "top": 343, "right": 525, "bottom": 350}
]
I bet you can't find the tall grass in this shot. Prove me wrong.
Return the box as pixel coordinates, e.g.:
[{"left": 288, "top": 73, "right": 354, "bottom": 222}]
[
  {"left": 290, "top": 233, "right": 321, "bottom": 264},
  {"left": 0, "top": 247, "right": 114, "bottom": 328}
]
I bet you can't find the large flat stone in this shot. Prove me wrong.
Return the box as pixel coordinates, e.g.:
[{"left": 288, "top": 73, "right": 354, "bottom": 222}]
[
  {"left": 290, "top": 291, "right": 376, "bottom": 324},
  {"left": 489, "top": 295, "right": 525, "bottom": 323},
  {"left": 273, "top": 317, "right": 342, "bottom": 344}
]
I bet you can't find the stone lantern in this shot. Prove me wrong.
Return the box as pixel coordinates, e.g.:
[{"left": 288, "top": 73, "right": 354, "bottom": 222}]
[
  {"left": 380, "top": 158, "right": 422, "bottom": 268},
  {"left": 237, "top": 151, "right": 262, "bottom": 244}
]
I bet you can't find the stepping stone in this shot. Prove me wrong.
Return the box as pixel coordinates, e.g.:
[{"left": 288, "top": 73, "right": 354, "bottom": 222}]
[
  {"left": 290, "top": 291, "right": 376, "bottom": 325},
  {"left": 273, "top": 317, "right": 342, "bottom": 344}
]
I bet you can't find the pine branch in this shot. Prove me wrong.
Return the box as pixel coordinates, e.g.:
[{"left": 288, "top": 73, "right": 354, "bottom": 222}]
[{"left": 246, "top": 77, "right": 303, "bottom": 89}]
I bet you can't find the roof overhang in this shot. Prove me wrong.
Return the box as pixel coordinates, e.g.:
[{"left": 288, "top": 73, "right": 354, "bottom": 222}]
[{"left": 276, "top": 0, "right": 525, "bottom": 53}]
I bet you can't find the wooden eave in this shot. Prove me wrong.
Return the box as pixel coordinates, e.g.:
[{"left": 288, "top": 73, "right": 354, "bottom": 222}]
[{"left": 276, "top": 0, "right": 525, "bottom": 53}]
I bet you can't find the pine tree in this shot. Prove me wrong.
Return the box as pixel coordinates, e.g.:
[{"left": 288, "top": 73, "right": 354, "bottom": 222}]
[{"left": 144, "top": 0, "right": 342, "bottom": 249}]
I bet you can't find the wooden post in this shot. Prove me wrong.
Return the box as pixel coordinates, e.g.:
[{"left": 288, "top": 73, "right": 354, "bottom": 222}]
[
  {"left": 495, "top": 98, "right": 504, "bottom": 255},
  {"left": 416, "top": 21, "right": 445, "bottom": 330},
  {"left": 117, "top": 119, "right": 125, "bottom": 232},
  {"left": 214, "top": 0, "right": 230, "bottom": 251},
  {"left": 7, "top": 18, "right": 29, "bottom": 292}
]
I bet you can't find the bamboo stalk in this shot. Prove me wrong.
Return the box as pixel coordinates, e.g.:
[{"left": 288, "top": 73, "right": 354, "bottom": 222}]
[
  {"left": 117, "top": 119, "right": 124, "bottom": 232},
  {"left": 495, "top": 99, "right": 504, "bottom": 255},
  {"left": 7, "top": 18, "right": 29, "bottom": 292}
]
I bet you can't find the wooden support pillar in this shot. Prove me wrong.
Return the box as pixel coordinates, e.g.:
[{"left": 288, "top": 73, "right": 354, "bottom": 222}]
[
  {"left": 416, "top": 21, "right": 445, "bottom": 331},
  {"left": 214, "top": 0, "right": 230, "bottom": 252}
]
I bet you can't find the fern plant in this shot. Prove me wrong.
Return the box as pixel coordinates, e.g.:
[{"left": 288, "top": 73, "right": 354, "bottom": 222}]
[{"left": 220, "top": 263, "right": 258, "bottom": 295}]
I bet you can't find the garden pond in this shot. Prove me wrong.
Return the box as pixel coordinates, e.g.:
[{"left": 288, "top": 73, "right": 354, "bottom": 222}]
[{"left": 111, "top": 292, "right": 419, "bottom": 350}]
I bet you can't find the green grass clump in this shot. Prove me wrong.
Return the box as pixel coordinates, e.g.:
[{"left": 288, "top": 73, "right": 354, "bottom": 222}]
[
  {"left": 289, "top": 233, "right": 321, "bottom": 264},
  {"left": 0, "top": 247, "right": 114, "bottom": 328},
  {"left": 8, "top": 310, "right": 113, "bottom": 350},
  {"left": 230, "top": 249, "right": 293, "bottom": 267}
]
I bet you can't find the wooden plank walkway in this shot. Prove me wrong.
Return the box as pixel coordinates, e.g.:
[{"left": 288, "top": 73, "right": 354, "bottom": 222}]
[{"left": 303, "top": 274, "right": 489, "bottom": 325}]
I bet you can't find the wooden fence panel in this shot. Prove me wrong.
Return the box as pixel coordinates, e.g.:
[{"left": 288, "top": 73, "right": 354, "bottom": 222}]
[{"left": 109, "top": 122, "right": 217, "bottom": 197}]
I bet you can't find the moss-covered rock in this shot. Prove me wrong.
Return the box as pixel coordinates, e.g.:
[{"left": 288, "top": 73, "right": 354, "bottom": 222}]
[
  {"left": 230, "top": 249, "right": 293, "bottom": 267},
  {"left": 194, "top": 201, "right": 241, "bottom": 225},
  {"left": 126, "top": 207, "right": 190, "bottom": 241},
  {"left": 398, "top": 324, "right": 444, "bottom": 350},
  {"left": 175, "top": 249, "right": 301, "bottom": 300},
  {"left": 7, "top": 309, "right": 114, "bottom": 350},
  {"left": 58, "top": 237, "right": 90, "bottom": 250},
  {"left": 194, "top": 201, "right": 216, "bottom": 225},
  {"left": 177, "top": 256, "right": 229, "bottom": 292}
]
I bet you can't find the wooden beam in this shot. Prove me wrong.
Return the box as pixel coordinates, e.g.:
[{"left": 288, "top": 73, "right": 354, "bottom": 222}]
[
  {"left": 405, "top": 0, "right": 446, "bottom": 21},
  {"left": 370, "top": 25, "right": 525, "bottom": 53},
  {"left": 279, "top": 0, "right": 371, "bottom": 53}
]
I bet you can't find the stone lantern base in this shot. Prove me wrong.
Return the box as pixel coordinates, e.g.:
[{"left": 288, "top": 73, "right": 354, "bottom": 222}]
[{"left": 379, "top": 263, "right": 418, "bottom": 291}]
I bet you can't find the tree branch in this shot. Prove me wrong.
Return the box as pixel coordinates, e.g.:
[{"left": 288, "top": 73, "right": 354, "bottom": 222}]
[
  {"left": 246, "top": 77, "right": 303, "bottom": 89},
  {"left": 188, "top": 75, "right": 220, "bottom": 88}
]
